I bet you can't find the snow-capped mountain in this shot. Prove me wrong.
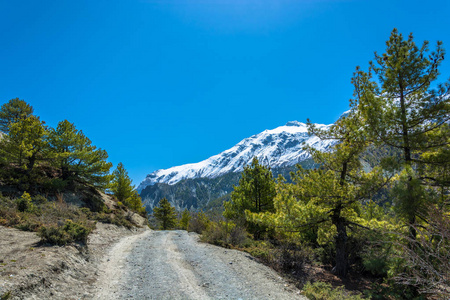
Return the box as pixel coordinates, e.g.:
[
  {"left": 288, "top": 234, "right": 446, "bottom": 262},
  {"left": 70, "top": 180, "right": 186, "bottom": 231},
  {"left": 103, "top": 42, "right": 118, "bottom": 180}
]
[{"left": 137, "top": 120, "right": 335, "bottom": 192}]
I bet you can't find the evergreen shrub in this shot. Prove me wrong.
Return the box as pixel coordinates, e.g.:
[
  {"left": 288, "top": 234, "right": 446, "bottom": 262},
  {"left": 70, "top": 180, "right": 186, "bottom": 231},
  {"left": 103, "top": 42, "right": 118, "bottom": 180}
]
[
  {"left": 16, "top": 192, "right": 34, "bottom": 213},
  {"left": 188, "top": 210, "right": 211, "bottom": 233},
  {"left": 201, "top": 221, "right": 250, "bottom": 247},
  {"left": 303, "top": 281, "right": 366, "bottom": 300},
  {"left": 39, "top": 219, "right": 93, "bottom": 245}
]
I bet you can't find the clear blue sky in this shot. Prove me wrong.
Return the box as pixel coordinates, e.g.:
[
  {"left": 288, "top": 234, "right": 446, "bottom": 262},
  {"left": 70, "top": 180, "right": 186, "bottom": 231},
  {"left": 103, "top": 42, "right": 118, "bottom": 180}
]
[{"left": 1, "top": 0, "right": 449, "bottom": 185}]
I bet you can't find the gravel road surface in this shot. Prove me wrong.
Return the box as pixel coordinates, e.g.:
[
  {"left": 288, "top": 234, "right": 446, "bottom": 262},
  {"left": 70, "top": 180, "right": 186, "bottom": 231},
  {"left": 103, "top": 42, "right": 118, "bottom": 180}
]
[{"left": 94, "top": 230, "right": 306, "bottom": 300}]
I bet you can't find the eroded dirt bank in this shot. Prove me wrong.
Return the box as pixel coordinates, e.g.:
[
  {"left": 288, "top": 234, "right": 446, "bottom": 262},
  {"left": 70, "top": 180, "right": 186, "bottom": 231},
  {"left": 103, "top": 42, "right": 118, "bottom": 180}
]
[{"left": 0, "top": 223, "right": 146, "bottom": 299}]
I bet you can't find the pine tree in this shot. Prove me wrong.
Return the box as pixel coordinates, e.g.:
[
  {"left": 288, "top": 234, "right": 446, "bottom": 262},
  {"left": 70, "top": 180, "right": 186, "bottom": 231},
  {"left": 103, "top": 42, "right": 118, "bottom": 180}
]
[
  {"left": 48, "top": 120, "right": 112, "bottom": 190},
  {"left": 153, "top": 197, "right": 177, "bottom": 230},
  {"left": 224, "top": 156, "right": 276, "bottom": 238},
  {"left": 306, "top": 111, "right": 388, "bottom": 277},
  {"left": 0, "top": 115, "right": 48, "bottom": 181},
  {"left": 179, "top": 208, "right": 191, "bottom": 230},
  {"left": 353, "top": 29, "right": 450, "bottom": 238},
  {"left": 0, "top": 98, "right": 34, "bottom": 133},
  {"left": 111, "top": 162, "right": 146, "bottom": 214},
  {"left": 111, "top": 162, "right": 135, "bottom": 202}
]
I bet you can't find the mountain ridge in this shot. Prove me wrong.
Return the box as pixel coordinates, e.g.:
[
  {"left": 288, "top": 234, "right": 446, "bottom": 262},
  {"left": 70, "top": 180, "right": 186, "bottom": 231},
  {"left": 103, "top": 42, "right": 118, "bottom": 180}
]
[{"left": 137, "top": 120, "right": 336, "bottom": 192}]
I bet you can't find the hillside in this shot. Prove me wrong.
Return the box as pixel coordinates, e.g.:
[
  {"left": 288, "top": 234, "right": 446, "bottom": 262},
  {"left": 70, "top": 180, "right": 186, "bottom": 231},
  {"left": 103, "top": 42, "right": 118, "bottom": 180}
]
[{"left": 0, "top": 223, "right": 147, "bottom": 299}]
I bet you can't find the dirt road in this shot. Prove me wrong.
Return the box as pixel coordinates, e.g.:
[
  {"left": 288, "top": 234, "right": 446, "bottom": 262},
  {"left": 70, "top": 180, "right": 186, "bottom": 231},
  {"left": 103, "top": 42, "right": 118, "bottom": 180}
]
[{"left": 94, "top": 230, "right": 306, "bottom": 300}]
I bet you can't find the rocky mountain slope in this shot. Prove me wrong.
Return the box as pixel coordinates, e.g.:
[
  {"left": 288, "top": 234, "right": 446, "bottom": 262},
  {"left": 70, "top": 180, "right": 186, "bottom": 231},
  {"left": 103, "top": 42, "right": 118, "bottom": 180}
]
[
  {"left": 138, "top": 120, "right": 338, "bottom": 211},
  {"left": 139, "top": 163, "right": 317, "bottom": 212},
  {"left": 138, "top": 120, "right": 334, "bottom": 192}
]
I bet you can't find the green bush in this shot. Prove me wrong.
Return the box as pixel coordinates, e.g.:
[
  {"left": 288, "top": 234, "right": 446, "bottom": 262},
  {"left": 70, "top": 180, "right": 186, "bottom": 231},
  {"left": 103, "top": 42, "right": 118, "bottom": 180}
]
[
  {"left": 16, "top": 192, "right": 34, "bottom": 213},
  {"left": 32, "top": 194, "right": 47, "bottom": 205},
  {"left": 364, "top": 281, "right": 425, "bottom": 300},
  {"left": 201, "top": 221, "right": 231, "bottom": 246},
  {"left": 39, "top": 219, "right": 93, "bottom": 245},
  {"left": 93, "top": 211, "right": 133, "bottom": 229},
  {"left": 244, "top": 240, "right": 273, "bottom": 262},
  {"left": 43, "top": 178, "right": 68, "bottom": 193},
  {"left": 228, "top": 224, "right": 250, "bottom": 247},
  {"left": 273, "top": 242, "right": 313, "bottom": 275},
  {"left": 15, "top": 218, "right": 41, "bottom": 232},
  {"left": 79, "top": 207, "right": 92, "bottom": 217},
  {"left": 362, "top": 255, "right": 389, "bottom": 277},
  {"left": 314, "top": 243, "right": 335, "bottom": 267},
  {"left": 303, "top": 281, "right": 367, "bottom": 300},
  {"left": 63, "top": 219, "right": 92, "bottom": 242},
  {"left": 39, "top": 225, "right": 72, "bottom": 245},
  {"left": 0, "top": 206, "right": 21, "bottom": 226},
  {"left": 202, "top": 221, "right": 250, "bottom": 248},
  {"left": 0, "top": 189, "right": 138, "bottom": 245},
  {"left": 188, "top": 210, "right": 211, "bottom": 234}
]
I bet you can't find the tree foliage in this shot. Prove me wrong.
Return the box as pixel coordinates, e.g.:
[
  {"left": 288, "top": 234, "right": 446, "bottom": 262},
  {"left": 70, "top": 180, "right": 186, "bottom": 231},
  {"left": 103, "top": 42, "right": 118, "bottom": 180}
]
[
  {"left": 249, "top": 111, "right": 389, "bottom": 277},
  {"left": 179, "top": 208, "right": 191, "bottom": 230},
  {"left": 111, "top": 162, "right": 145, "bottom": 214},
  {"left": 0, "top": 98, "right": 34, "bottom": 133},
  {"left": 16, "top": 191, "right": 34, "bottom": 213},
  {"left": 354, "top": 28, "right": 450, "bottom": 237},
  {"left": 224, "top": 156, "right": 276, "bottom": 238},
  {"left": 0, "top": 115, "right": 48, "bottom": 187},
  {"left": 244, "top": 30, "right": 449, "bottom": 292},
  {"left": 153, "top": 197, "right": 177, "bottom": 230},
  {"left": 48, "top": 120, "right": 112, "bottom": 190},
  {"left": 0, "top": 100, "right": 114, "bottom": 194}
]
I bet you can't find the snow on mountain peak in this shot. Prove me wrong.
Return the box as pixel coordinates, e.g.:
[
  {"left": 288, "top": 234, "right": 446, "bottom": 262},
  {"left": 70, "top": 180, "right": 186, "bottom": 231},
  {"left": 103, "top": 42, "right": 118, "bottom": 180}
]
[
  {"left": 285, "top": 121, "right": 305, "bottom": 127},
  {"left": 137, "top": 120, "right": 336, "bottom": 192}
]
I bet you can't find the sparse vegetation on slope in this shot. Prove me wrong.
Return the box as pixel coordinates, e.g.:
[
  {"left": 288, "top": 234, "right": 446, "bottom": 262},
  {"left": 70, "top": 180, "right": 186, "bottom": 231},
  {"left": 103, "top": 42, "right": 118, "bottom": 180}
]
[{"left": 0, "top": 98, "right": 147, "bottom": 246}]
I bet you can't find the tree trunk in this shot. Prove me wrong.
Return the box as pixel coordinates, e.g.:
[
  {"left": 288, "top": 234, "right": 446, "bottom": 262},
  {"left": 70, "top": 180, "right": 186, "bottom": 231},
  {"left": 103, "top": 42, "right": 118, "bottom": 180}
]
[
  {"left": 399, "top": 86, "right": 412, "bottom": 164},
  {"left": 26, "top": 153, "right": 36, "bottom": 175},
  {"left": 62, "top": 166, "right": 69, "bottom": 180},
  {"left": 400, "top": 83, "right": 417, "bottom": 241},
  {"left": 332, "top": 214, "right": 348, "bottom": 277},
  {"left": 409, "top": 215, "right": 417, "bottom": 241}
]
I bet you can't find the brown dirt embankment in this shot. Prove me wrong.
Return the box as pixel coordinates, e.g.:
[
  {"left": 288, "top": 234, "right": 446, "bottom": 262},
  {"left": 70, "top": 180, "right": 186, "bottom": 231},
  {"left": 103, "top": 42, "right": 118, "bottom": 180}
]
[{"left": 0, "top": 223, "right": 147, "bottom": 299}]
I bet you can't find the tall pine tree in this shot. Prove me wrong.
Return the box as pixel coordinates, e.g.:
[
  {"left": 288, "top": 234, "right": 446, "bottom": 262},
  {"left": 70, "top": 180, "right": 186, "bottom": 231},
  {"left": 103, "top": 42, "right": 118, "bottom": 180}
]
[
  {"left": 111, "top": 162, "right": 146, "bottom": 214},
  {"left": 353, "top": 29, "right": 450, "bottom": 238},
  {"left": 153, "top": 197, "right": 177, "bottom": 230},
  {"left": 224, "top": 156, "right": 276, "bottom": 238},
  {"left": 48, "top": 120, "right": 112, "bottom": 190}
]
